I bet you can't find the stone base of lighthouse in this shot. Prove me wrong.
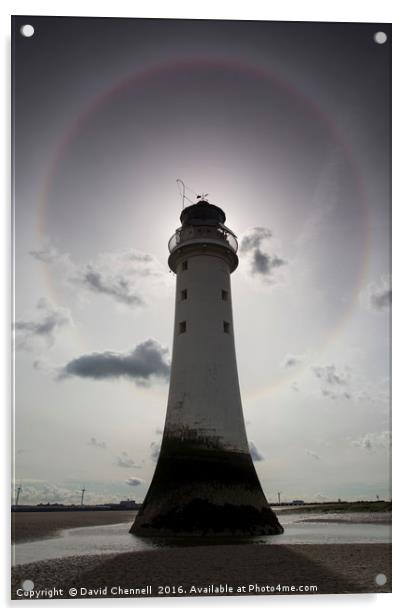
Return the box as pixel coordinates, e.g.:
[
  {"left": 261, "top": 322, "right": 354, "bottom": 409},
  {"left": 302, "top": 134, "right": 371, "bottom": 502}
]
[{"left": 130, "top": 437, "right": 283, "bottom": 537}]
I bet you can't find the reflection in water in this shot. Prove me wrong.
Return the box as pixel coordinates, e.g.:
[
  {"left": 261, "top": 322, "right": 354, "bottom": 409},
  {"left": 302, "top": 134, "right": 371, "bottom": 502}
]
[{"left": 13, "top": 513, "right": 391, "bottom": 567}]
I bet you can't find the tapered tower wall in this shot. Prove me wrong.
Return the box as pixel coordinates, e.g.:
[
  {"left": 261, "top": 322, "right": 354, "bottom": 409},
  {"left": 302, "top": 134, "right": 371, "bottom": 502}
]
[
  {"left": 130, "top": 201, "right": 283, "bottom": 536},
  {"left": 165, "top": 251, "right": 248, "bottom": 452}
]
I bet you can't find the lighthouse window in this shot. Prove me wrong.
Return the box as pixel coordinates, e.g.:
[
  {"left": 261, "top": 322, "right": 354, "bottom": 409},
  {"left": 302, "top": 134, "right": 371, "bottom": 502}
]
[
  {"left": 181, "top": 289, "right": 188, "bottom": 301},
  {"left": 179, "top": 321, "right": 187, "bottom": 334},
  {"left": 182, "top": 260, "right": 188, "bottom": 271},
  {"left": 221, "top": 289, "right": 229, "bottom": 301},
  {"left": 223, "top": 321, "right": 230, "bottom": 334}
]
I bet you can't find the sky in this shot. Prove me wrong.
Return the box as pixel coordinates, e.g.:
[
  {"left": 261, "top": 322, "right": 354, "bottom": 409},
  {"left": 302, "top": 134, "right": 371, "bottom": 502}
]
[{"left": 12, "top": 16, "right": 391, "bottom": 505}]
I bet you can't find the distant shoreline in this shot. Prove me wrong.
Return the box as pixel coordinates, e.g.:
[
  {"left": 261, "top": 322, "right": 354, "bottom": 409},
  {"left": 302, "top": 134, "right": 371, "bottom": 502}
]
[
  {"left": 276, "top": 501, "right": 392, "bottom": 515},
  {"left": 12, "top": 500, "right": 392, "bottom": 515},
  {"left": 12, "top": 506, "right": 391, "bottom": 545}
]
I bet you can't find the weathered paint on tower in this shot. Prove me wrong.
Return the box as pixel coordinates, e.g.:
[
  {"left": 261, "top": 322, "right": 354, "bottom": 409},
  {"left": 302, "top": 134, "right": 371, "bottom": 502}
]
[{"left": 130, "top": 200, "right": 283, "bottom": 536}]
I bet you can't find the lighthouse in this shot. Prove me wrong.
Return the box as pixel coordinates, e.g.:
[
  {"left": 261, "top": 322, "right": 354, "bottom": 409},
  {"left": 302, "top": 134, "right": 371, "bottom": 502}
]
[{"left": 130, "top": 199, "right": 283, "bottom": 536}]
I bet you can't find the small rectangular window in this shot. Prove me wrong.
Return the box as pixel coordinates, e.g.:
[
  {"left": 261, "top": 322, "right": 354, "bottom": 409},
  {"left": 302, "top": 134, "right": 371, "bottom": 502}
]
[
  {"left": 179, "top": 321, "right": 187, "bottom": 334},
  {"left": 221, "top": 289, "right": 229, "bottom": 301},
  {"left": 182, "top": 260, "right": 188, "bottom": 271},
  {"left": 181, "top": 289, "right": 188, "bottom": 301},
  {"left": 223, "top": 321, "right": 230, "bottom": 334}
]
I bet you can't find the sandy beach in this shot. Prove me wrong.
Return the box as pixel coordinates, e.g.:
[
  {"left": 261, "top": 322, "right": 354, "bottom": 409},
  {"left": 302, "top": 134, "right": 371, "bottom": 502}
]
[
  {"left": 11, "top": 511, "right": 391, "bottom": 599},
  {"left": 12, "top": 543, "right": 391, "bottom": 598},
  {"left": 12, "top": 511, "right": 137, "bottom": 543}
]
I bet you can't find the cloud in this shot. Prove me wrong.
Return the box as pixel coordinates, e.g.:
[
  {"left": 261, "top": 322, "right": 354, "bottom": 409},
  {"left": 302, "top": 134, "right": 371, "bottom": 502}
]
[
  {"left": 352, "top": 431, "right": 391, "bottom": 451},
  {"left": 30, "top": 243, "right": 169, "bottom": 307},
  {"left": 371, "top": 289, "right": 392, "bottom": 310},
  {"left": 77, "top": 264, "right": 144, "bottom": 306},
  {"left": 74, "top": 249, "right": 167, "bottom": 306},
  {"left": 281, "top": 354, "right": 304, "bottom": 369},
  {"left": 32, "top": 357, "right": 59, "bottom": 377},
  {"left": 240, "top": 227, "right": 287, "bottom": 283},
  {"left": 252, "top": 249, "right": 287, "bottom": 276},
  {"left": 11, "top": 480, "right": 110, "bottom": 506},
  {"left": 87, "top": 437, "right": 107, "bottom": 449},
  {"left": 321, "top": 389, "right": 352, "bottom": 401},
  {"left": 14, "top": 298, "right": 72, "bottom": 350},
  {"left": 59, "top": 339, "right": 170, "bottom": 384},
  {"left": 361, "top": 275, "right": 391, "bottom": 312},
  {"left": 240, "top": 227, "right": 273, "bottom": 253},
  {"left": 29, "top": 243, "right": 71, "bottom": 266},
  {"left": 12, "top": 478, "right": 154, "bottom": 506},
  {"left": 312, "top": 365, "right": 348, "bottom": 386},
  {"left": 312, "top": 364, "right": 352, "bottom": 400},
  {"left": 150, "top": 441, "right": 161, "bottom": 463},
  {"left": 249, "top": 441, "right": 264, "bottom": 462},
  {"left": 115, "top": 452, "right": 140, "bottom": 468},
  {"left": 369, "top": 276, "right": 392, "bottom": 311},
  {"left": 126, "top": 477, "right": 143, "bottom": 486},
  {"left": 306, "top": 450, "right": 320, "bottom": 460}
]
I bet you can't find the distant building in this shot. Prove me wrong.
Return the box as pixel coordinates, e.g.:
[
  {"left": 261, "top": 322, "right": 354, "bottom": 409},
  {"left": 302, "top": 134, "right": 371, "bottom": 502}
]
[
  {"left": 119, "top": 499, "right": 137, "bottom": 509},
  {"left": 291, "top": 499, "right": 305, "bottom": 505}
]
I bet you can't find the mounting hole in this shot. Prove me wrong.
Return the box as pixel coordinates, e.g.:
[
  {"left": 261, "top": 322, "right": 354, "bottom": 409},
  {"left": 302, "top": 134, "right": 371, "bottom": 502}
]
[
  {"left": 20, "top": 24, "right": 34, "bottom": 38},
  {"left": 374, "top": 31, "right": 387, "bottom": 45},
  {"left": 375, "top": 573, "right": 387, "bottom": 586},
  {"left": 22, "top": 579, "right": 34, "bottom": 591}
]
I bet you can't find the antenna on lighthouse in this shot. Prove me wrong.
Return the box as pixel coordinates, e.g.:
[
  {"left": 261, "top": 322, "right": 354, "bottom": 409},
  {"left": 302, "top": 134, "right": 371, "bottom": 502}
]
[{"left": 176, "top": 179, "right": 197, "bottom": 209}]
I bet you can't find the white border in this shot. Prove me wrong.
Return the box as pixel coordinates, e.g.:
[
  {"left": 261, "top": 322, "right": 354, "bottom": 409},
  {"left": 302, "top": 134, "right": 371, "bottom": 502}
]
[{"left": 2, "top": 1, "right": 406, "bottom": 614}]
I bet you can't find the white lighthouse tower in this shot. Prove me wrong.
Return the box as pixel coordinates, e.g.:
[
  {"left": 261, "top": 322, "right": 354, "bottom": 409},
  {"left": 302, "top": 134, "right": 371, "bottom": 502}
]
[{"left": 130, "top": 199, "right": 283, "bottom": 536}]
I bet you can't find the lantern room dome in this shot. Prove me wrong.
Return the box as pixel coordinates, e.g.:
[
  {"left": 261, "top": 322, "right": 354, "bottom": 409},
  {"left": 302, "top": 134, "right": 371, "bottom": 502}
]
[{"left": 180, "top": 200, "right": 226, "bottom": 226}]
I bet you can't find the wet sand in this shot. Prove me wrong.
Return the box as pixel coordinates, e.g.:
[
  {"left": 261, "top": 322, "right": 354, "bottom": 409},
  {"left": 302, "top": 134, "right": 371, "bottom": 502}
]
[
  {"left": 12, "top": 511, "right": 137, "bottom": 543},
  {"left": 11, "top": 543, "right": 391, "bottom": 598}
]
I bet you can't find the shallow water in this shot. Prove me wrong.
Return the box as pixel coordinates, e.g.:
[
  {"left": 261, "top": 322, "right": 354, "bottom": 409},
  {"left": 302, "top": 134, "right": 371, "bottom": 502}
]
[{"left": 12, "top": 512, "right": 391, "bottom": 567}]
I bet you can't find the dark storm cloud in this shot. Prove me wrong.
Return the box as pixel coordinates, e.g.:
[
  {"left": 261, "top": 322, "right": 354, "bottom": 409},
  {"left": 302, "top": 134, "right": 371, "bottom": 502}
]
[
  {"left": 115, "top": 452, "right": 139, "bottom": 469},
  {"left": 126, "top": 477, "right": 143, "bottom": 486},
  {"left": 59, "top": 339, "right": 170, "bottom": 384},
  {"left": 14, "top": 298, "right": 72, "bottom": 349},
  {"left": 87, "top": 437, "right": 107, "bottom": 449},
  {"left": 240, "top": 228, "right": 287, "bottom": 282},
  {"left": 249, "top": 441, "right": 264, "bottom": 462},
  {"left": 79, "top": 265, "right": 144, "bottom": 306}
]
